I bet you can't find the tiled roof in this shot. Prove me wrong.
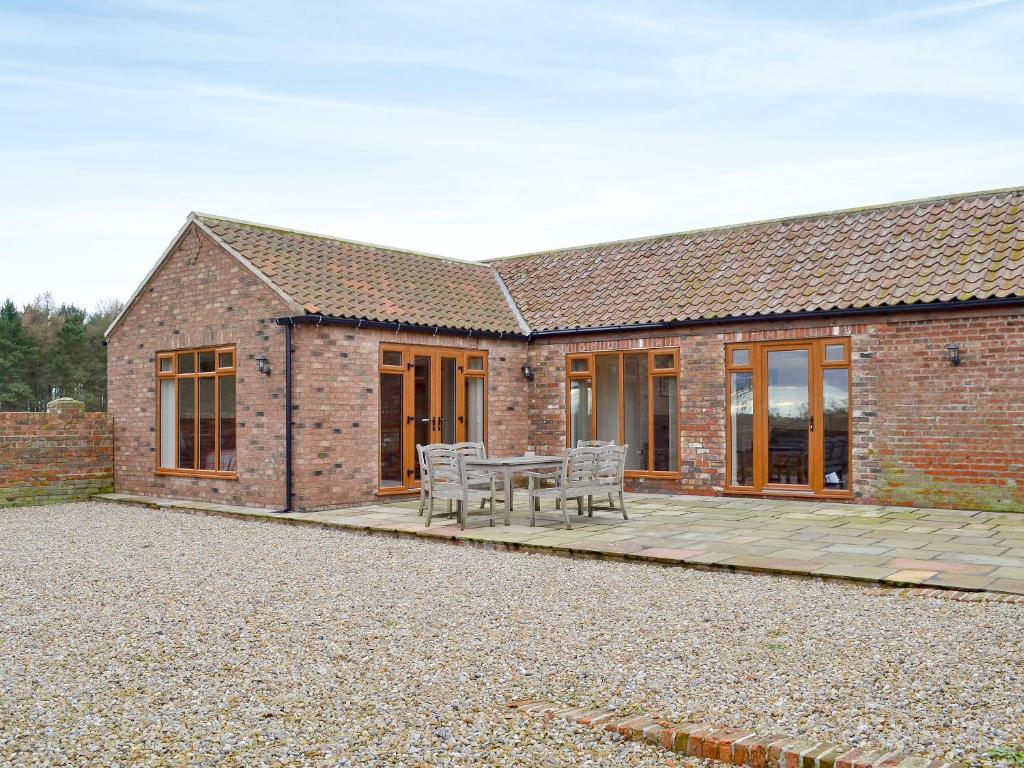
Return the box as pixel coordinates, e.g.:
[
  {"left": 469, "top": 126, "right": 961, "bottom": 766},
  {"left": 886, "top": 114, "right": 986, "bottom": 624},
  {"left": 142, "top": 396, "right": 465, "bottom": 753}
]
[
  {"left": 492, "top": 187, "right": 1024, "bottom": 332},
  {"left": 195, "top": 214, "right": 524, "bottom": 335}
]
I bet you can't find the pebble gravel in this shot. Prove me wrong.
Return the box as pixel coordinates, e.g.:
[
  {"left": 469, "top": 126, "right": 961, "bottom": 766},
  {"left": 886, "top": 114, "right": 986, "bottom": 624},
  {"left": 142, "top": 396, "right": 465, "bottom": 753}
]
[{"left": 1, "top": 502, "right": 1022, "bottom": 766}]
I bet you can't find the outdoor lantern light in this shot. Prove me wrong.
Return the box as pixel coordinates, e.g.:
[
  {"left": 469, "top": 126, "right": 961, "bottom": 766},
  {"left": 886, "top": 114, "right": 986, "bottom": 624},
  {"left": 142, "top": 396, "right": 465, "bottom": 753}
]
[
  {"left": 945, "top": 342, "right": 962, "bottom": 367},
  {"left": 521, "top": 363, "right": 535, "bottom": 381},
  {"left": 256, "top": 351, "right": 272, "bottom": 376}
]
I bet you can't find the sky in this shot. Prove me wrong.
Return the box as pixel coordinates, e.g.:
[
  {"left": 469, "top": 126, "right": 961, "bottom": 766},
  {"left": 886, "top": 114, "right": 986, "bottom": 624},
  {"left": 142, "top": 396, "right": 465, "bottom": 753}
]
[{"left": 2, "top": 0, "right": 1024, "bottom": 310}]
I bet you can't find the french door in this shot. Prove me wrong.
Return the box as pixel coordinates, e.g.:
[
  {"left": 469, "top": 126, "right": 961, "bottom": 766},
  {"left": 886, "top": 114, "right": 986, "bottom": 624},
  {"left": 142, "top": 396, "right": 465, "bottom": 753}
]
[
  {"left": 378, "top": 344, "right": 487, "bottom": 492},
  {"left": 726, "top": 338, "right": 851, "bottom": 496}
]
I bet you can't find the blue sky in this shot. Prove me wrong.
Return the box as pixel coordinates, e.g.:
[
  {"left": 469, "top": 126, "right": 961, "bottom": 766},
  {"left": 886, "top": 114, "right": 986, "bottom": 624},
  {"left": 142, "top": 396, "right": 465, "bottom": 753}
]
[{"left": 2, "top": 0, "right": 1023, "bottom": 309}]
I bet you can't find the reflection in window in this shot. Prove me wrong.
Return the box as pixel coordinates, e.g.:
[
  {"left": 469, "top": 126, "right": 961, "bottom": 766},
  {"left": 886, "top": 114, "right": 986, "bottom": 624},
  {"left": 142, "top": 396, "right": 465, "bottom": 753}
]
[
  {"left": 379, "top": 373, "right": 404, "bottom": 487},
  {"left": 766, "top": 349, "right": 809, "bottom": 485},
  {"left": 622, "top": 354, "right": 649, "bottom": 470},
  {"left": 730, "top": 371, "right": 754, "bottom": 486},
  {"left": 594, "top": 355, "right": 619, "bottom": 444},
  {"left": 652, "top": 376, "right": 677, "bottom": 471},
  {"left": 822, "top": 368, "right": 849, "bottom": 489},
  {"left": 569, "top": 379, "right": 593, "bottom": 445}
]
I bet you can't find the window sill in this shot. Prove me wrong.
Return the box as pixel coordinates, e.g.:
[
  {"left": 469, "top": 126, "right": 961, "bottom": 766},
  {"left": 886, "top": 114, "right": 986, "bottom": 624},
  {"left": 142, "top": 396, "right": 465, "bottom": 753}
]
[
  {"left": 377, "top": 486, "right": 416, "bottom": 497},
  {"left": 155, "top": 468, "right": 238, "bottom": 480},
  {"left": 625, "top": 470, "right": 680, "bottom": 480}
]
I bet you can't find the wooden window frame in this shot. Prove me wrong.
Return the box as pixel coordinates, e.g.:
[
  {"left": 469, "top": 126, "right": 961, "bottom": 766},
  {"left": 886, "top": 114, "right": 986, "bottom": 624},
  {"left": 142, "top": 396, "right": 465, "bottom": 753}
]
[
  {"left": 565, "top": 348, "right": 680, "bottom": 478},
  {"left": 155, "top": 344, "right": 238, "bottom": 479},
  {"left": 724, "top": 337, "right": 852, "bottom": 499},
  {"left": 377, "top": 343, "right": 489, "bottom": 495}
]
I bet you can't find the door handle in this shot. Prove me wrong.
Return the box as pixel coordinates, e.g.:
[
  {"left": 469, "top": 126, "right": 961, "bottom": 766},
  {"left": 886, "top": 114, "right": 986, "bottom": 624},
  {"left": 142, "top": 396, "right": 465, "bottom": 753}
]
[{"left": 809, "top": 416, "right": 815, "bottom": 432}]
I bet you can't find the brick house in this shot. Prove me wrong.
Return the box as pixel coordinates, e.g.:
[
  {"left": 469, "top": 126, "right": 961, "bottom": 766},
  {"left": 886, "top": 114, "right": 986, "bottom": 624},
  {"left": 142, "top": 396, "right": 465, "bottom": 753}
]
[{"left": 105, "top": 187, "right": 1024, "bottom": 512}]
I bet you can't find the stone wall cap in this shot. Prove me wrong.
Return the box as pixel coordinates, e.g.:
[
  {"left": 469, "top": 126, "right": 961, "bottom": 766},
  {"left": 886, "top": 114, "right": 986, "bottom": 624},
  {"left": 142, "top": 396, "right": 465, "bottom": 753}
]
[{"left": 46, "top": 398, "right": 86, "bottom": 413}]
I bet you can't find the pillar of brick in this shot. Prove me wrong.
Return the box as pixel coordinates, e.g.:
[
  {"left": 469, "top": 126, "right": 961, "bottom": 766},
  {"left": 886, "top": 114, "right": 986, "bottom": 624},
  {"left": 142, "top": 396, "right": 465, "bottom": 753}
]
[{"left": 46, "top": 397, "right": 86, "bottom": 414}]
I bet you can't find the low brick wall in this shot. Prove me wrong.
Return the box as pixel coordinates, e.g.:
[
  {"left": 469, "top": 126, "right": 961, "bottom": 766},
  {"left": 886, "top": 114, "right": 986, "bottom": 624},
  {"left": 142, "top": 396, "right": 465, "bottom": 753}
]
[{"left": 0, "top": 399, "right": 113, "bottom": 507}]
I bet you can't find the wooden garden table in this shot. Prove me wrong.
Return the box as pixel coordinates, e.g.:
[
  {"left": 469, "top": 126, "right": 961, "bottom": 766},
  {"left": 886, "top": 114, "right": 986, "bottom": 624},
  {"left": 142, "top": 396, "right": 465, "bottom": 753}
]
[{"left": 465, "top": 454, "right": 563, "bottom": 526}]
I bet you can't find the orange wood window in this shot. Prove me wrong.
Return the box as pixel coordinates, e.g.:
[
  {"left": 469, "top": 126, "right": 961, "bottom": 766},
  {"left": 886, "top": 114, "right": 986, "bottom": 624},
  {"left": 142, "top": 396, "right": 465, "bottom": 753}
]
[
  {"left": 378, "top": 343, "right": 488, "bottom": 494},
  {"left": 565, "top": 348, "right": 679, "bottom": 476},
  {"left": 725, "top": 337, "right": 852, "bottom": 497},
  {"left": 156, "top": 345, "right": 237, "bottom": 478}
]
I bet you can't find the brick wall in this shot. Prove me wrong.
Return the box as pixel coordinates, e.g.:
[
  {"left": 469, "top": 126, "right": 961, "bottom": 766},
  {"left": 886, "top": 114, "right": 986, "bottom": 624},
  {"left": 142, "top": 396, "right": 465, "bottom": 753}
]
[
  {"left": 290, "top": 324, "right": 529, "bottom": 510},
  {"left": 528, "top": 307, "right": 1024, "bottom": 512},
  {"left": 0, "top": 399, "right": 113, "bottom": 507},
  {"left": 106, "top": 224, "right": 291, "bottom": 509}
]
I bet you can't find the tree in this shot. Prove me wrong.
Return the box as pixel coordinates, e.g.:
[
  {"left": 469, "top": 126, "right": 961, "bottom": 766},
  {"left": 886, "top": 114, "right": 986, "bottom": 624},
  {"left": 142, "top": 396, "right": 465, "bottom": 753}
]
[{"left": 0, "top": 299, "right": 38, "bottom": 410}]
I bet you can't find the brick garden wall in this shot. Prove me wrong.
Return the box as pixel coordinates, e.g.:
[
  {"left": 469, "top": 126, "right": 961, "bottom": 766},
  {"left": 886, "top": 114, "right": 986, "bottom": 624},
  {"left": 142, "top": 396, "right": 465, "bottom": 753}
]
[
  {"left": 106, "top": 224, "right": 292, "bottom": 509},
  {"left": 528, "top": 306, "right": 1024, "bottom": 512},
  {"left": 0, "top": 400, "right": 113, "bottom": 507}
]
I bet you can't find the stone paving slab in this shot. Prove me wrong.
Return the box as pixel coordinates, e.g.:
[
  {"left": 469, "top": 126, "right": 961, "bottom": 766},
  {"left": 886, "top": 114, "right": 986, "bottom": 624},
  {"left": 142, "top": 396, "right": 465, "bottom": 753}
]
[{"left": 94, "top": 491, "right": 1024, "bottom": 596}]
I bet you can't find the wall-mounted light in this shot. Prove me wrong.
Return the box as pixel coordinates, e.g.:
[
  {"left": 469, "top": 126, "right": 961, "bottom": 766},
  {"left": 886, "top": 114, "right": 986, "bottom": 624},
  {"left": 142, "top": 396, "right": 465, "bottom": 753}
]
[
  {"left": 521, "top": 363, "right": 535, "bottom": 381},
  {"left": 256, "top": 351, "right": 272, "bottom": 376},
  {"left": 944, "top": 342, "right": 962, "bottom": 367}
]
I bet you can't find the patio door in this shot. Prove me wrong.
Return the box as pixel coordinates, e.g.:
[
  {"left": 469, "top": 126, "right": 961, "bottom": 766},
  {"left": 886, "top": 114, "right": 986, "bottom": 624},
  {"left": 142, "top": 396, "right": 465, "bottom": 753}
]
[
  {"left": 726, "top": 338, "right": 852, "bottom": 497},
  {"left": 378, "top": 344, "right": 488, "bottom": 493}
]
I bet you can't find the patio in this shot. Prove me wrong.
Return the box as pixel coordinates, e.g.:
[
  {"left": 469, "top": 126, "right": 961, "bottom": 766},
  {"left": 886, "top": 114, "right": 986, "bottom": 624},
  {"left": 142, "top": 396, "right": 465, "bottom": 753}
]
[{"left": 98, "top": 491, "right": 1024, "bottom": 595}]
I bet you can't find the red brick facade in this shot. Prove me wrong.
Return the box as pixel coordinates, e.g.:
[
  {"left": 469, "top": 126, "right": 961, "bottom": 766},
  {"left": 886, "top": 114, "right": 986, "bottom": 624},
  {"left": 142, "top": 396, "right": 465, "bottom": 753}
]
[
  {"left": 526, "top": 307, "right": 1024, "bottom": 511},
  {"left": 0, "top": 400, "right": 113, "bottom": 507},
  {"left": 106, "top": 227, "right": 1024, "bottom": 513},
  {"left": 106, "top": 225, "right": 291, "bottom": 509}
]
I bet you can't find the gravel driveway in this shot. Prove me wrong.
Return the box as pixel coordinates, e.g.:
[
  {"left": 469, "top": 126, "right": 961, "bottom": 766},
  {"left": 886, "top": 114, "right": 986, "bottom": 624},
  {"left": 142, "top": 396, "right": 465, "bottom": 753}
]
[{"left": 1, "top": 502, "right": 1021, "bottom": 766}]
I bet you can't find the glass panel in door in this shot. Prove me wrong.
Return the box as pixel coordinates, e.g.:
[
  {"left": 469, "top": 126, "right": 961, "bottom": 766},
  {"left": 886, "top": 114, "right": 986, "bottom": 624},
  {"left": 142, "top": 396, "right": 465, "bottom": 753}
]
[
  {"left": 594, "top": 355, "right": 620, "bottom": 444},
  {"left": 622, "top": 353, "right": 649, "bottom": 471},
  {"left": 439, "top": 356, "right": 458, "bottom": 444},
  {"left": 822, "top": 368, "right": 850, "bottom": 490},
  {"left": 766, "top": 348, "right": 810, "bottom": 486},
  {"left": 465, "top": 377, "right": 485, "bottom": 443},
  {"left": 569, "top": 379, "right": 593, "bottom": 445},
  {"left": 413, "top": 355, "right": 432, "bottom": 480},
  {"left": 379, "top": 373, "right": 404, "bottom": 487}
]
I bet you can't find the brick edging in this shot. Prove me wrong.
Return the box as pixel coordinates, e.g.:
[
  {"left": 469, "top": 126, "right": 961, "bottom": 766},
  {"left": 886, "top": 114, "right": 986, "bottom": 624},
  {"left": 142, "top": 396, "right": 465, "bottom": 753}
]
[{"left": 509, "top": 700, "right": 964, "bottom": 768}]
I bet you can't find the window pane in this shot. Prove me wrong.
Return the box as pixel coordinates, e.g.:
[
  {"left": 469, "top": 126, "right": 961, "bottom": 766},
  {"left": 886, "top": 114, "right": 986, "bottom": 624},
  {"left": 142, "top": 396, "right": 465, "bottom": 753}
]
[
  {"left": 467, "top": 356, "right": 484, "bottom": 371},
  {"left": 465, "top": 377, "right": 485, "bottom": 443},
  {"left": 177, "top": 379, "right": 195, "bottom": 469},
  {"left": 823, "top": 368, "right": 850, "bottom": 490},
  {"left": 440, "top": 357, "right": 457, "bottom": 444},
  {"left": 825, "top": 344, "right": 845, "bottom": 362},
  {"left": 219, "top": 376, "right": 236, "bottom": 472},
  {"left": 653, "top": 353, "right": 674, "bottom": 370},
  {"left": 731, "top": 349, "right": 749, "bottom": 366},
  {"left": 594, "top": 355, "right": 620, "bottom": 444},
  {"left": 160, "top": 379, "right": 175, "bottom": 468},
  {"left": 767, "top": 349, "right": 809, "bottom": 485},
  {"left": 159, "top": 357, "right": 172, "bottom": 373},
  {"left": 652, "top": 376, "right": 677, "bottom": 471},
  {"left": 622, "top": 353, "right": 649, "bottom": 471},
  {"left": 570, "top": 358, "right": 589, "bottom": 373},
  {"left": 198, "top": 377, "right": 216, "bottom": 469},
  {"left": 382, "top": 350, "right": 402, "bottom": 367},
  {"left": 729, "top": 371, "right": 754, "bottom": 486},
  {"left": 569, "top": 379, "right": 593, "bottom": 445},
  {"left": 379, "top": 373, "right": 404, "bottom": 487},
  {"left": 218, "top": 351, "right": 233, "bottom": 369},
  {"left": 177, "top": 352, "right": 195, "bottom": 374},
  {"left": 198, "top": 351, "right": 215, "bottom": 373}
]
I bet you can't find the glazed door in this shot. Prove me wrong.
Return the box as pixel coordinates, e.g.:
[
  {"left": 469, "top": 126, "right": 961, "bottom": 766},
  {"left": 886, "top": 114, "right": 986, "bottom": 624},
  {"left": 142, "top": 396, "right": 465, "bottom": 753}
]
[
  {"left": 409, "top": 349, "right": 465, "bottom": 483},
  {"left": 760, "top": 343, "right": 813, "bottom": 491}
]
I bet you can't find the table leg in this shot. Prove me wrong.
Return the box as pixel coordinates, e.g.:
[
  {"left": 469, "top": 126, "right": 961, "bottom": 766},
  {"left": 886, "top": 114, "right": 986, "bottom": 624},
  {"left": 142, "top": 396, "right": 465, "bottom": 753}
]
[{"left": 504, "top": 468, "right": 513, "bottom": 526}]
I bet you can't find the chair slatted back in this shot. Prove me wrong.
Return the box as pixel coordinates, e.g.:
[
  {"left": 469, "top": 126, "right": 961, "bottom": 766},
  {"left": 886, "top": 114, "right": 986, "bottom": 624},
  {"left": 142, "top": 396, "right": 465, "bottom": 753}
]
[
  {"left": 595, "top": 444, "right": 627, "bottom": 484},
  {"left": 562, "top": 446, "right": 598, "bottom": 485},
  {"left": 423, "top": 444, "right": 464, "bottom": 487},
  {"left": 577, "top": 440, "right": 615, "bottom": 448},
  {"left": 451, "top": 442, "right": 486, "bottom": 459}
]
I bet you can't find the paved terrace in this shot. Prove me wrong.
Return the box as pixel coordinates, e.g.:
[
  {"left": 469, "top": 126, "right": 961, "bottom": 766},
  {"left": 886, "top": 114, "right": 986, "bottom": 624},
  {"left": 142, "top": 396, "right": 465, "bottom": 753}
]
[{"left": 97, "top": 492, "right": 1024, "bottom": 596}]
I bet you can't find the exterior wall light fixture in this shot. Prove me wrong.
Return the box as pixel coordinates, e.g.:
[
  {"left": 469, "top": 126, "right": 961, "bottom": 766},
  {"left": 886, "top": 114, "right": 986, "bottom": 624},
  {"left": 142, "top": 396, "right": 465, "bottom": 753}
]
[
  {"left": 945, "top": 342, "right": 962, "bottom": 367},
  {"left": 256, "top": 351, "right": 272, "bottom": 376},
  {"left": 521, "top": 363, "right": 535, "bottom": 381}
]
